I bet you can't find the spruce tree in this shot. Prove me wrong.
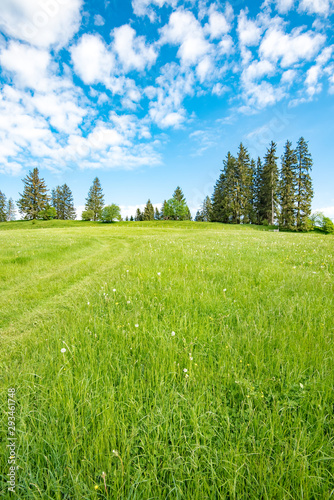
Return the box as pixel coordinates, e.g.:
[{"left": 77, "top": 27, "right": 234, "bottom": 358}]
[
  {"left": 280, "top": 141, "right": 297, "bottom": 230},
  {"left": 17, "top": 168, "right": 49, "bottom": 220},
  {"left": 161, "top": 200, "right": 167, "bottom": 220},
  {"left": 211, "top": 153, "right": 238, "bottom": 223},
  {"left": 172, "top": 187, "right": 191, "bottom": 220},
  {"left": 296, "top": 137, "right": 314, "bottom": 231},
  {"left": 173, "top": 186, "right": 185, "bottom": 203},
  {"left": 254, "top": 157, "right": 264, "bottom": 225},
  {"left": 195, "top": 210, "right": 204, "bottom": 221},
  {"left": 154, "top": 207, "right": 160, "bottom": 220},
  {"left": 130, "top": 215, "right": 134, "bottom": 221},
  {"left": 6, "top": 198, "right": 16, "bottom": 221},
  {"left": 85, "top": 177, "right": 104, "bottom": 221},
  {"left": 237, "top": 143, "right": 254, "bottom": 224},
  {"left": 260, "top": 141, "right": 279, "bottom": 225},
  {"left": 143, "top": 199, "right": 155, "bottom": 221},
  {"left": 52, "top": 184, "right": 76, "bottom": 220},
  {"left": 135, "top": 208, "right": 143, "bottom": 221},
  {"left": 0, "top": 190, "right": 7, "bottom": 222},
  {"left": 202, "top": 196, "right": 212, "bottom": 221}
]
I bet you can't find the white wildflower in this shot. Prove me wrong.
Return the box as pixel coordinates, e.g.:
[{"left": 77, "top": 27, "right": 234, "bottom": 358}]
[
  {"left": 171, "top": 331, "right": 176, "bottom": 336},
  {"left": 61, "top": 348, "right": 66, "bottom": 353}
]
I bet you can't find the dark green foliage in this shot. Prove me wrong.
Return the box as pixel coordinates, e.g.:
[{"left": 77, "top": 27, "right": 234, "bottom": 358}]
[
  {"left": 85, "top": 177, "right": 104, "bottom": 221},
  {"left": 296, "top": 137, "right": 314, "bottom": 231},
  {"left": 100, "top": 204, "right": 121, "bottom": 222},
  {"left": 135, "top": 208, "right": 143, "bottom": 221},
  {"left": 172, "top": 187, "right": 191, "bottom": 220},
  {"left": 0, "top": 190, "right": 7, "bottom": 222},
  {"left": 211, "top": 152, "right": 238, "bottom": 223},
  {"left": 173, "top": 186, "right": 185, "bottom": 203},
  {"left": 143, "top": 199, "right": 154, "bottom": 221},
  {"left": 154, "top": 207, "right": 160, "bottom": 220},
  {"left": 51, "top": 184, "right": 76, "bottom": 220},
  {"left": 82, "top": 210, "right": 94, "bottom": 221},
  {"left": 254, "top": 157, "right": 264, "bottom": 225},
  {"left": 130, "top": 215, "right": 134, "bottom": 222},
  {"left": 260, "top": 141, "right": 279, "bottom": 225},
  {"left": 17, "top": 168, "right": 49, "bottom": 220},
  {"left": 280, "top": 141, "right": 297, "bottom": 230},
  {"left": 195, "top": 196, "right": 212, "bottom": 222},
  {"left": 237, "top": 143, "right": 254, "bottom": 224}
]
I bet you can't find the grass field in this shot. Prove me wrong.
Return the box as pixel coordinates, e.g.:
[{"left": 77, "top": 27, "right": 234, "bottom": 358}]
[{"left": 0, "top": 221, "right": 333, "bottom": 499}]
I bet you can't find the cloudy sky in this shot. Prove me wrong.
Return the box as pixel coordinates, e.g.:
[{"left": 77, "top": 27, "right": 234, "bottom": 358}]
[{"left": 0, "top": 0, "right": 333, "bottom": 218}]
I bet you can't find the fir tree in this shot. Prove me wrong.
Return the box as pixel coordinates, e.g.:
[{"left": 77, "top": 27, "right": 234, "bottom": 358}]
[
  {"left": 296, "top": 137, "right": 314, "bottom": 231},
  {"left": 260, "top": 141, "right": 279, "bottom": 225},
  {"left": 154, "top": 207, "right": 160, "bottom": 220},
  {"left": 17, "top": 168, "right": 49, "bottom": 220},
  {"left": 172, "top": 187, "right": 191, "bottom": 220},
  {"left": 135, "top": 208, "right": 143, "bottom": 221},
  {"left": 194, "top": 210, "right": 204, "bottom": 221},
  {"left": 237, "top": 143, "right": 254, "bottom": 224},
  {"left": 6, "top": 198, "right": 16, "bottom": 221},
  {"left": 254, "top": 157, "right": 264, "bottom": 225},
  {"left": 161, "top": 200, "right": 167, "bottom": 220},
  {"left": 85, "top": 177, "right": 104, "bottom": 221},
  {"left": 0, "top": 190, "right": 7, "bottom": 222},
  {"left": 125, "top": 216, "right": 129, "bottom": 221},
  {"left": 280, "top": 140, "right": 297, "bottom": 229},
  {"left": 130, "top": 215, "right": 134, "bottom": 221},
  {"left": 52, "top": 184, "right": 76, "bottom": 220},
  {"left": 211, "top": 153, "right": 238, "bottom": 223},
  {"left": 201, "top": 196, "right": 212, "bottom": 221},
  {"left": 143, "top": 199, "right": 155, "bottom": 221}
]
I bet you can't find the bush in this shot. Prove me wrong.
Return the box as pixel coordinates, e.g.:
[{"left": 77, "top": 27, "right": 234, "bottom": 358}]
[
  {"left": 100, "top": 204, "right": 121, "bottom": 223},
  {"left": 82, "top": 210, "right": 94, "bottom": 221},
  {"left": 38, "top": 205, "right": 57, "bottom": 220},
  {"left": 322, "top": 217, "right": 334, "bottom": 234}
]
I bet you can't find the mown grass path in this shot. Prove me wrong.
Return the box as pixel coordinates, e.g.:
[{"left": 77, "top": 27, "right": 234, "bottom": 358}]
[{"left": 0, "top": 221, "right": 333, "bottom": 499}]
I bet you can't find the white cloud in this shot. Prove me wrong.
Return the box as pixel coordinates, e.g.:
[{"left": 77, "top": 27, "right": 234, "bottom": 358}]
[
  {"left": 275, "top": 0, "right": 295, "bottom": 13},
  {"left": 260, "top": 25, "right": 325, "bottom": 68},
  {"left": 71, "top": 34, "right": 115, "bottom": 85},
  {"left": 147, "top": 63, "right": 194, "bottom": 128},
  {"left": 299, "top": 0, "right": 333, "bottom": 16},
  {"left": 94, "top": 14, "right": 105, "bottom": 26},
  {"left": 305, "top": 46, "right": 332, "bottom": 97},
  {"left": 112, "top": 25, "right": 158, "bottom": 72},
  {"left": 160, "top": 10, "right": 212, "bottom": 66},
  {"left": 132, "top": 0, "right": 177, "bottom": 21},
  {"left": 281, "top": 69, "right": 297, "bottom": 83},
  {"left": 314, "top": 206, "right": 334, "bottom": 218},
  {"left": 0, "top": 0, "right": 83, "bottom": 49},
  {"left": 0, "top": 41, "right": 51, "bottom": 92},
  {"left": 237, "top": 10, "right": 262, "bottom": 48},
  {"left": 204, "top": 4, "right": 232, "bottom": 39}
]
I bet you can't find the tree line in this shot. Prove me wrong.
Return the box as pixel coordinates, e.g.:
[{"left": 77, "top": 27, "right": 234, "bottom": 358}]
[{"left": 196, "top": 137, "right": 316, "bottom": 231}]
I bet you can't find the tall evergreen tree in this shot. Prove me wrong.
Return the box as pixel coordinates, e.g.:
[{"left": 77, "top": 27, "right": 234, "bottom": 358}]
[
  {"left": 260, "top": 141, "right": 279, "bottom": 225},
  {"left": 143, "top": 199, "right": 155, "bottom": 220},
  {"left": 135, "top": 208, "right": 143, "bottom": 221},
  {"left": 194, "top": 210, "right": 204, "bottom": 221},
  {"left": 211, "top": 153, "right": 238, "bottom": 223},
  {"left": 161, "top": 200, "right": 167, "bottom": 220},
  {"left": 0, "top": 190, "right": 7, "bottom": 222},
  {"left": 254, "top": 157, "right": 264, "bottom": 225},
  {"left": 6, "top": 198, "right": 16, "bottom": 221},
  {"left": 172, "top": 187, "right": 191, "bottom": 220},
  {"left": 85, "top": 177, "right": 104, "bottom": 221},
  {"left": 154, "top": 207, "right": 160, "bottom": 220},
  {"left": 237, "top": 143, "right": 254, "bottom": 224},
  {"left": 280, "top": 140, "right": 297, "bottom": 229},
  {"left": 296, "top": 137, "right": 314, "bottom": 231},
  {"left": 52, "top": 184, "right": 76, "bottom": 220},
  {"left": 202, "top": 196, "right": 213, "bottom": 221},
  {"left": 17, "top": 168, "right": 49, "bottom": 220}
]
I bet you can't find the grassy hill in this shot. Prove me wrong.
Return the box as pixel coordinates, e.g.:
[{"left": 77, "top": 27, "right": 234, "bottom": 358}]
[{"left": 0, "top": 221, "right": 333, "bottom": 498}]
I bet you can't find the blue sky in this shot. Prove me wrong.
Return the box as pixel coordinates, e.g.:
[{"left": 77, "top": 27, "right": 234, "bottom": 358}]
[{"left": 0, "top": 0, "right": 333, "bottom": 218}]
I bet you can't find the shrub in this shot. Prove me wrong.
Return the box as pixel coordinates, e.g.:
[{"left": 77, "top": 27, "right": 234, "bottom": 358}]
[
  {"left": 82, "top": 210, "right": 94, "bottom": 221},
  {"left": 322, "top": 217, "right": 334, "bottom": 234},
  {"left": 100, "top": 204, "right": 121, "bottom": 223}
]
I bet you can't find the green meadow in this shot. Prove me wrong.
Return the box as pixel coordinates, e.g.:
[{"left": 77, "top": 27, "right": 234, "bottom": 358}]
[{"left": 0, "top": 221, "right": 333, "bottom": 499}]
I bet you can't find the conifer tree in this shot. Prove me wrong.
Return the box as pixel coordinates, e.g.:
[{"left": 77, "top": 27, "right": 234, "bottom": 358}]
[
  {"left": 194, "top": 210, "right": 204, "bottom": 221},
  {"left": 172, "top": 187, "right": 191, "bottom": 220},
  {"left": 85, "top": 177, "right": 104, "bottom": 221},
  {"left": 211, "top": 153, "right": 238, "bottom": 223},
  {"left": 125, "top": 216, "right": 129, "bottom": 221},
  {"left": 161, "top": 200, "right": 167, "bottom": 220},
  {"left": 296, "top": 137, "right": 314, "bottom": 230},
  {"left": 280, "top": 140, "right": 297, "bottom": 229},
  {"left": 154, "top": 207, "right": 160, "bottom": 220},
  {"left": 6, "top": 198, "right": 16, "bottom": 221},
  {"left": 254, "top": 157, "right": 264, "bottom": 225},
  {"left": 260, "top": 141, "right": 279, "bottom": 225},
  {"left": 130, "top": 215, "right": 134, "bottom": 221},
  {"left": 17, "top": 168, "right": 49, "bottom": 220},
  {"left": 135, "top": 208, "right": 143, "bottom": 221},
  {"left": 202, "top": 196, "right": 213, "bottom": 221},
  {"left": 237, "top": 143, "right": 254, "bottom": 224},
  {"left": 52, "top": 184, "right": 76, "bottom": 220},
  {"left": 143, "top": 199, "right": 154, "bottom": 220},
  {"left": 0, "top": 190, "right": 7, "bottom": 222}
]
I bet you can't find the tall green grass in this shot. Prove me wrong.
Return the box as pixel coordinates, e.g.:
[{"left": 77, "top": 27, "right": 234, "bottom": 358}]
[{"left": 0, "top": 221, "right": 333, "bottom": 499}]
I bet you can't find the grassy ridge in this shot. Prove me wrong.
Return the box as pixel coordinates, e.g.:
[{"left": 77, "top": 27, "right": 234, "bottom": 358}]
[{"left": 0, "top": 222, "right": 333, "bottom": 499}]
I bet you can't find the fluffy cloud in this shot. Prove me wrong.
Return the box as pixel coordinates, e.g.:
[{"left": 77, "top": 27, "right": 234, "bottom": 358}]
[
  {"left": 112, "top": 25, "right": 158, "bottom": 72},
  {"left": 0, "top": 0, "right": 83, "bottom": 49},
  {"left": 160, "top": 10, "right": 212, "bottom": 66},
  {"left": 299, "top": 0, "right": 333, "bottom": 16},
  {"left": 237, "top": 10, "right": 262, "bottom": 47},
  {"left": 71, "top": 34, "right": 115, "bottom": 85},
  {"left": 204, "top": 3, "right": 232, "bottom": 39},
  {"left": 260, "top": 25, "right": 325, "bottom": 67},
  {"left": 132, "top": 0, "right": 177, "bottom": 21},
  {"left": 305, "top": 46, "right": 333, "bottom": 97},
  {"left": 275, "top": 0, "right": 295, "bottom": 13}
]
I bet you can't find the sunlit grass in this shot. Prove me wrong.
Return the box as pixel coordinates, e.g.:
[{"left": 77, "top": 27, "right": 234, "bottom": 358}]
[{"left": 0, "top": 221, "right": 333, "bottom": 499}]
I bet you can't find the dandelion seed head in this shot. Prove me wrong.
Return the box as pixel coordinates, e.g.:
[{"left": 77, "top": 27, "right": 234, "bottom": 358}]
[{"left": 61, "top": 348, "right": 66, "bottom": 353}]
